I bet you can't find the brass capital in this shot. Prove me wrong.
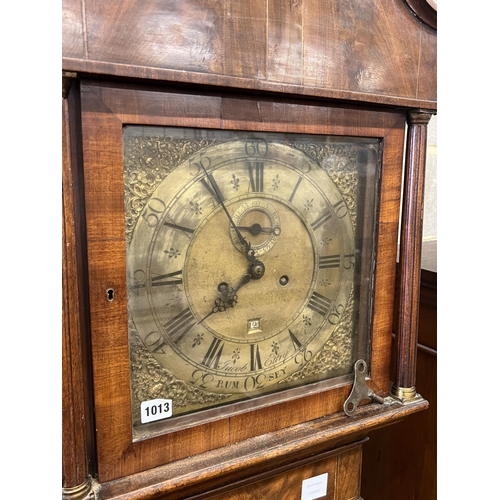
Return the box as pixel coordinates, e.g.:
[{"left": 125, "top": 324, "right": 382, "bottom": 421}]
[
  {"left": 390, "top": 384, "right": 423, "bottom": 404},
  {"left": 62, "top": 476, "right": 98, "bottom": 500},
  {"left": 407, "top": 109, "right": 434, "bottom": 127}
]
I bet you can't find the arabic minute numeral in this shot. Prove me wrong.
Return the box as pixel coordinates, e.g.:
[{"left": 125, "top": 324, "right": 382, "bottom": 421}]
[
  {"left": 190, "top": 370, "right": 215, "bottom": 389},
  {"left": 144, "top": 331, "right": 168, "bottom": 354},
  {"left": 244, "top": 140, "right": 268, "bottom": 157},
  {"left": 294, "top": 349, "right": 313, "bottom": 366},
  {"left": 188, "top": 152, "right": 212, "bottom": 176},
  {"left": 328, "top": 303, "right": 346, "bottom": 325},
  {"left": 189, "top": 370, "right": 214, "bottom": 389},
  {"left": 142, "top": 198, "right": 167, "bottom": 228},
  {"left": 343, "top": 253, "right": 356, "bottom": 269},
  {"left": 244, "top": 374, "right": 266, "bottom": 391}
]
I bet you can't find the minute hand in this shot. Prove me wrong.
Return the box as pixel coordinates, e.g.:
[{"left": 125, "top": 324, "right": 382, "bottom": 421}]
[{"left": 200, "top": 164, "right": 256, "bottom": 264}]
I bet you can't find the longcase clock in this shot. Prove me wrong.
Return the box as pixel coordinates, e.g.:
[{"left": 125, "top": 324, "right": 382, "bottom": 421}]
[{"left": 61, "top": 80, "right": 431, "bottom": 499}]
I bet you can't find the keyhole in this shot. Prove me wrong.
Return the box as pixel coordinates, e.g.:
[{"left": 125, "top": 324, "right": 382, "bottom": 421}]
[{"left": 106, "top": 288, "right": 115, "bottom": 302}]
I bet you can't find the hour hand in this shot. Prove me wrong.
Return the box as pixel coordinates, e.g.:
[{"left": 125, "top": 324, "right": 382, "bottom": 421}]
[
  {"left": 216, "top": 274, "right": 251, "bottom": 303},
  {"left": 199, "top": 274, "right": 252, "bottom": 323},
  {"left": 233, "top": 273, "right": 252, "bottom": 292}
]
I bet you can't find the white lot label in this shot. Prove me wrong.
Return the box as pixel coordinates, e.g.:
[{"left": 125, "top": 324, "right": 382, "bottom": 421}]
[
  {"left": 301, "top": 472, "right": 328, "bottom": 500},
  {"left": 140, "top": 399, "right": 172, "bottom": 423}
]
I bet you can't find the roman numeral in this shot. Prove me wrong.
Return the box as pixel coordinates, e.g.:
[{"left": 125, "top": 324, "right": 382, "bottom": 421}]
[
  {"left": 201, "top": 173, "right": 225, "bottom": 202},
  {"left": 163, "top": 308, "right": 197, "bottom": 344},
  {"left": 311, "top": 211, "right": 332, "bottom": 231},
  {"left": 202, "top": 337, "right": 224, "bottom": 369},
  {"left": 151, "top": 270, "right": 183, "bottom": 286},
  {"left": 307, "top": 292, "right": 333, "bottom": 317},
  {"left": 333, "top": 200, "right": 348, "bottom": 218},
  {"left": 288, "top": 329, "right": 302, "bottom": 351},
  {"left": 319, "top": 255, "right": 341, "bottom": 269},
  {"left": 247, "top": 161, "right": 264, "bottom": 192},
  {"left": 163, "top": 220, "right": 194, "bottom": 234},
  {"left": 288, "top": 177, "right": 303, "bottom": 202},
  {"left": 250, "top": 344, "right": 262, "bottom": 371}
]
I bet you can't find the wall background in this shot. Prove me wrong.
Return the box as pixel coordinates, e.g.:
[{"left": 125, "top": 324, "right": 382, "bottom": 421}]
[{"left": 423, "top": 115, "right": 437, "bottom": 241}]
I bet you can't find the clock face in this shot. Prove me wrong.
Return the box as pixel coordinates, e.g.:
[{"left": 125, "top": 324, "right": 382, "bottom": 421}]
[{"left": 124, "top": 127, "right": 380, "bottom": 437}]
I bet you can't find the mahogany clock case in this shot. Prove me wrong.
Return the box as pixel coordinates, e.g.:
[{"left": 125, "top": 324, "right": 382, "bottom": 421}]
[{"left": 79, "top": 80, "right": 406, "bottom": 482}]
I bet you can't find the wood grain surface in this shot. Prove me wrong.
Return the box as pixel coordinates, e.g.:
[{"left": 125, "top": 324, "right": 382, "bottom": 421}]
[
  {"left": 393, "top": 111, "right": 433, "bottom": 390},
  {"left": 62, "top": 0, "right": 436, "bottom": 109},
  {"left": 205, "top": 443, "right": 364, "bottom": 500},
  {"left": 62, "top": 1, "right": 436, "bottom": 497},
  {"left": 62, "top": 81, "right": 96, "bottom": 489},
  {"left": 78, "top": 81, "right": 408, "bottom": 484},
  {"left": 362, "top": 264, "right": 437, "bottom": 499},
  {"left": 98, "top": 401, "right": 427, "bottom": 500}
]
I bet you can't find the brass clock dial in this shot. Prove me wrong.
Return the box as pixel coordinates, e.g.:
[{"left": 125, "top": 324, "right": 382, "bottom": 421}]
[{"left": 124, "top": 128, "right": 379, "bottom": 436}]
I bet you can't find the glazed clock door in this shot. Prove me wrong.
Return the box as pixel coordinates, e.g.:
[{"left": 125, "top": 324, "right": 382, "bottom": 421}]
[
  {"left": 80, "top": 81, "right": 405, "bottom": 482},
  {"left": 124, "top": 129, "right": 378, "bottom": 438}
]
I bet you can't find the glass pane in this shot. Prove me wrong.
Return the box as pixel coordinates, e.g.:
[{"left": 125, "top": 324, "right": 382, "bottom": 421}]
[{"left": 123, "top": 127, "right": 380, "bottom": 439}]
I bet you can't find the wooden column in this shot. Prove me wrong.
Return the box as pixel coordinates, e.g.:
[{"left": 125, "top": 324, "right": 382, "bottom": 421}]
[
  {"left": 62, "top": 74, "right": 97, "bottom": 499},
  {"left": 391, "top": 109, "right": 433, "bottom": 400}
]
